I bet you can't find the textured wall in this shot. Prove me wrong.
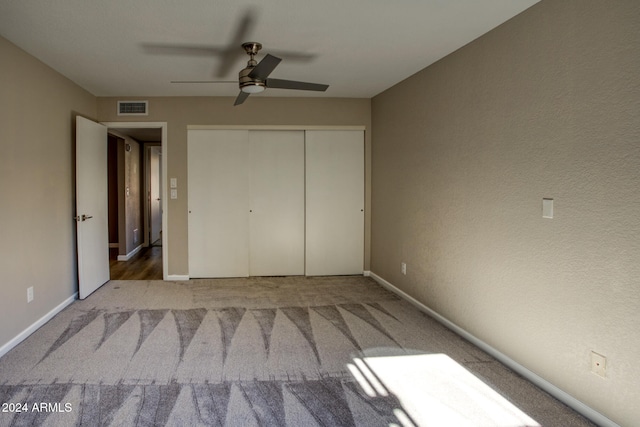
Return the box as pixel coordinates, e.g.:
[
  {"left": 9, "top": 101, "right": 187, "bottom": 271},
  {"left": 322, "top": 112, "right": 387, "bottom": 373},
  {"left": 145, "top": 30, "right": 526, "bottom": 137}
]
[
  {"left": 122, "top": 136, "right": 142, "bottom": 255},
  {"left": 371, "top": 1, "right": 639, "bottom": 425},
  {"left": 0, "top": 36, "right": 97, "bottom": 348},
  {"left": 97, "top": 97, "right": 371, "bottom": 276}
]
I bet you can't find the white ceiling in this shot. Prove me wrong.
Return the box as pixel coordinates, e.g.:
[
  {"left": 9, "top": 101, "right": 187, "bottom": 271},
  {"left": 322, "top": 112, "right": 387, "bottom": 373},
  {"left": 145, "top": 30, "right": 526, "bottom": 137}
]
[{"left": 0, "top": 0, "right": 539, "bottom": 99}]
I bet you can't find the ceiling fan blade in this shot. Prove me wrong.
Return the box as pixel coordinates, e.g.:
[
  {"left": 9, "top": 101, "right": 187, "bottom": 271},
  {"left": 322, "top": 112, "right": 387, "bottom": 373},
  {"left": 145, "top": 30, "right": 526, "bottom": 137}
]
[
  {"left": 171, "top": 80, "right": 236, "bottom": 84},
  {"left": 215, "top": 8, "right": 258, "bottom": 77},
  {"left": 265, "top": 50, "right": 317, "bottom": 63},
  {"left": 142, "top": 43, "right": 317, "bottom": 63},
  {"left": 234, "top": 91, "right": 250, "bottom": 106},
  {"left": 249, "top": 54, "right": 282, "bottom": 81},
  {"left": 141, "top": 43, "right": 225, "bottom": 57},
  {"left": 229, "top": 9, "right": 258, "bottom": 47},
  {"left": 265, "top": 78, "right": 329, "bottom": 92},
  {"left": 214, "top": 48, "right": 245, "bottom": 78}
]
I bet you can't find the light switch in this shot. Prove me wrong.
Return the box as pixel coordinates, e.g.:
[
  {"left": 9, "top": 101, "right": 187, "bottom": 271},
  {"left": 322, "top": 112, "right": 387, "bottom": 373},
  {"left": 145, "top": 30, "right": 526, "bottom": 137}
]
[
  {"left": 542, "top": 198, "right": 554, "bottom": 219},
  {"left": 170, "top": 178, "right": 177, "bottom": 188},
  {"left": 171, "top": 189, "right": 178, "bottom": 199}
]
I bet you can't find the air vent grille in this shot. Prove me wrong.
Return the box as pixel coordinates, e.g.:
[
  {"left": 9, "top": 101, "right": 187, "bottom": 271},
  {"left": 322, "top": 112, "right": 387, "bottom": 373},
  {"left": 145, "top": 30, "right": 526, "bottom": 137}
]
[{"left": 118, "top": 101, "right": 148, "bottom": 115}]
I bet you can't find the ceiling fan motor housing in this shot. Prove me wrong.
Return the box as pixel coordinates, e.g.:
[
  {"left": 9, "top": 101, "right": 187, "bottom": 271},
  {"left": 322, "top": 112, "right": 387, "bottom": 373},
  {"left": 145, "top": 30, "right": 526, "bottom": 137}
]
[{"left": 239, "top": 65, "right": 265, "bottom": 93}]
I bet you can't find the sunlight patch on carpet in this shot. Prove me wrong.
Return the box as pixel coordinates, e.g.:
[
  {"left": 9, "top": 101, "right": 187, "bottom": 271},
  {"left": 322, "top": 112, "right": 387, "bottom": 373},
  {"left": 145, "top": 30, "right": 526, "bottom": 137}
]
[{"left": 351, "top": 353, "right": 541, "bottom": 427}]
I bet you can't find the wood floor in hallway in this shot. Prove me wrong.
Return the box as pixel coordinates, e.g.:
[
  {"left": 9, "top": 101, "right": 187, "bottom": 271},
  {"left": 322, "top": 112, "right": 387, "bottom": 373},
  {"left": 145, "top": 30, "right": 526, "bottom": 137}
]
[{"left": 109, "top": 246, "right": 162, "bottom": 280}]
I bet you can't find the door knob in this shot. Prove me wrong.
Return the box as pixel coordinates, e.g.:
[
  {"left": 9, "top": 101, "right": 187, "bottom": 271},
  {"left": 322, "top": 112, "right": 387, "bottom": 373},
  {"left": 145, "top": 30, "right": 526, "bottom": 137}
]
[{"left": 81, "top": 214, "right": 93, "bottom": 221}]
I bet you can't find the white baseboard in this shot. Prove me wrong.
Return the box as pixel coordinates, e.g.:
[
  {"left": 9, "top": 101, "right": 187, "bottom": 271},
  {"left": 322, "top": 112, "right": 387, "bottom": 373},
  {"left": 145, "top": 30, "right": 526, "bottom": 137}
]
[
  {"left": 167, "top": 274, "right": 189, "bottom": 281},
  {"left": 117, "top": 244, "right": 143, "bottom": 261},
  {"left": 363, "top": 270, "right": 371, "bottom": 277},
  {"left": 368, "top": 271, "right": 618, "bottom": 427},
  {"left": 0, "top": 293, "right": 77, "bottom": 359}
]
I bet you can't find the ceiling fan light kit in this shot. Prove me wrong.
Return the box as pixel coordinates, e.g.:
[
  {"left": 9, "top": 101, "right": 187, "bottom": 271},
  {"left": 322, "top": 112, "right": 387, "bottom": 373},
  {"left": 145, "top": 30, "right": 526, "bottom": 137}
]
[{"left": 240, "top": 84, "right": 265, "bottom": 94}]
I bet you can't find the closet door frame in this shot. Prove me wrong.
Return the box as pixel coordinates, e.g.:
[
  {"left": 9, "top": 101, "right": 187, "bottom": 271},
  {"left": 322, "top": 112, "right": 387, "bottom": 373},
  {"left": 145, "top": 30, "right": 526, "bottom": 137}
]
[{"left": 187, "top": 125, "right": 366, "bottom": 279}]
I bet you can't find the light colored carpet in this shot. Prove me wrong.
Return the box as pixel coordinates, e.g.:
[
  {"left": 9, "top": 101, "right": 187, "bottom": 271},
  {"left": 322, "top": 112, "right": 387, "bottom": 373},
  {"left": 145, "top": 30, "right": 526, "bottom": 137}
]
[{"left": 0, "top": 276, "right": 595, "bottom": 426}]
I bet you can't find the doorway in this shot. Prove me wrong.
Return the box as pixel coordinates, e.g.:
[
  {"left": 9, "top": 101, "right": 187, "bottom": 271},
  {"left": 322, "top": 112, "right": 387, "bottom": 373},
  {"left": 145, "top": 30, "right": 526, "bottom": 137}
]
[{"left": 103, "top": 122, "right": 168, "bottom": 280}]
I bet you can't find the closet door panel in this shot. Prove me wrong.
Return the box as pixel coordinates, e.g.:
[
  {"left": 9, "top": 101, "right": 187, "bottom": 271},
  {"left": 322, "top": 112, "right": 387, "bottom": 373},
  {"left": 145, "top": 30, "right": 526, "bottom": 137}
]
[
  {"left": 249, "top": 131, "right": 305, "bottom": 276},
  {"left": 305, "top": 130, "right": 364, "bottom": 275},
  {"left": 188, "top": 130, "right": 249, "bottom": 277}
]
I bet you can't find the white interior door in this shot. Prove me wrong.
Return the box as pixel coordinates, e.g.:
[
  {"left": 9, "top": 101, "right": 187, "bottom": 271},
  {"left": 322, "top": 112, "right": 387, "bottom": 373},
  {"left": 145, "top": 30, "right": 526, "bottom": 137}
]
[
  {"left": 76, "top": 116, "right": 110, "bottom": 299},
  {"left": 149, "top": 146, "right": 162, "bottom": 244},
  {"left": 249, "top": 131, "right": 305, "bottom": 276},
  {"left": 188, "top": 130, "right": 249, "bottom": 277},
  {"left": 305, "top": 130, "right": 364, "bottom": 275}
]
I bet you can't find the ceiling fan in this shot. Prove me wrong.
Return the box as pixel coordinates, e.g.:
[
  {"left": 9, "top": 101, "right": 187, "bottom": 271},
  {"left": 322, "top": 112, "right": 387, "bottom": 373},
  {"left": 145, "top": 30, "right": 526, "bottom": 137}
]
[
  {"left": 228, "top": 42, "right": 328, "bottom": 105},
  {"left": 170, "top": 42, "right": 329, "bottom": 105},
  {"left": 142, "top": 8, "right": 327, "bottom": 105}
]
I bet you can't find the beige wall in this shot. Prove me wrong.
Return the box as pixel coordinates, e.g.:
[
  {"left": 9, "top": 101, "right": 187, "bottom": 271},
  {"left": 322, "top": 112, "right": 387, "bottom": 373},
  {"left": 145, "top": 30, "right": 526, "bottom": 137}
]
[
  {"left": 0, "top": 37, "right": 97, "bottom": 347},
  {"left": 371, "top": 1, "right": 639, "bottom": 425},
  {"left": 97, "top": 97, "right": 372, "bottom": 276}
]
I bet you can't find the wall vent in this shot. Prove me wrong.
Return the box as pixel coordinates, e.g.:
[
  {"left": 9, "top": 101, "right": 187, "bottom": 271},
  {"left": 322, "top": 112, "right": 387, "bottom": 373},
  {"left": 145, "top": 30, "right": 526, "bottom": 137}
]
[{"left": 117, "top": 100, "right": 148, "bottom": 116}]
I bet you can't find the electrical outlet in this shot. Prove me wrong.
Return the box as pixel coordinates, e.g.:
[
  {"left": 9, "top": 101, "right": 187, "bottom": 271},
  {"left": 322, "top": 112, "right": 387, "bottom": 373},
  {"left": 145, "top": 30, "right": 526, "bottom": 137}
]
[
  {"left": 591, "top": 351, "right": 606, "bottom": 378},
  {"left": 27, "top": 287, "right": 34, "bottom": 303},
  {"left": 401, "top": 262, "right": 407, "bottom": 275}
]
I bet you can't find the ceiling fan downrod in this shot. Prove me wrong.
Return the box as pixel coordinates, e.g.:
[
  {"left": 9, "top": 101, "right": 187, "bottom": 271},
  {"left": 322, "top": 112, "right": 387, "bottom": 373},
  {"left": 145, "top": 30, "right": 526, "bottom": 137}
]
[{"left": 239, "top": 42, "right": 265, "bottom": 93}]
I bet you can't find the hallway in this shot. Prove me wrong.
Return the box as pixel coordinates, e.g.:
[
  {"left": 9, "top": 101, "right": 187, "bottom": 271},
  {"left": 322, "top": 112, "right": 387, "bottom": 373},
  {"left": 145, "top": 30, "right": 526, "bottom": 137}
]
[{"left": 109, "top": 246, "right": 162, "bottom": 280}]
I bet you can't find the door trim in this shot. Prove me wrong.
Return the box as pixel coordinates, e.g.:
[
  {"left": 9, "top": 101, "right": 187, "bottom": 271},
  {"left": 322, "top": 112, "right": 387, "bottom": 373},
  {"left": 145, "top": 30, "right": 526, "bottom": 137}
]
[{"left": 102, "top": 121, "right": 168, "bottom": 280}]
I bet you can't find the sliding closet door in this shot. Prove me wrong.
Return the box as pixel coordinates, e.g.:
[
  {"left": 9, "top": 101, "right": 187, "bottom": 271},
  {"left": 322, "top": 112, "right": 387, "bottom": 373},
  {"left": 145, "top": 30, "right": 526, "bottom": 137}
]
[
  {"left": 249, "top": 131, "right": 305, "bottom": 276},
  {"left": 305, "top": 130, "right": 364, "bottom": 275},
  {"left": 188, "top": 130, "right": 249, "bottom": 277}
]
